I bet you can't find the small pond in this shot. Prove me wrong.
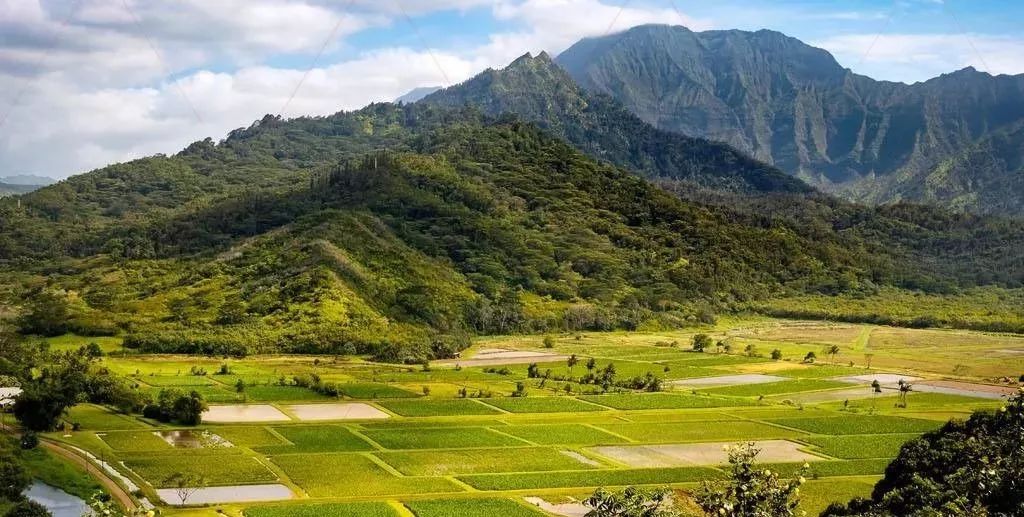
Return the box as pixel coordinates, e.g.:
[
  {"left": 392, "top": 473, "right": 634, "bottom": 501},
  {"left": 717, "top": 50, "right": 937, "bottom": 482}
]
[
  {"left": 155, "top": 430, "right": 233, "bottom": 448},
  {"left": 26, "top": 482, "right": 89, "bottom": 517}
]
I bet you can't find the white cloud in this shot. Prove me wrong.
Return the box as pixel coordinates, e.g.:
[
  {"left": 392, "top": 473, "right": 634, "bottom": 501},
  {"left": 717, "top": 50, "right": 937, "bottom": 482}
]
[
  {"left": 815, "top": 33, "right": 1024, "bottom": 83},
  {"left": 2, "top": 0, "right": 719, "bottom": 179},
  {"left": 482, "top": 0, "right": 711, "bottom": 63},
  {"left": 82, "top": 0, "right": 1024, "bottom": 187},
  {"left": 0, "top": 46, "right": 481, "bottom": 177}
]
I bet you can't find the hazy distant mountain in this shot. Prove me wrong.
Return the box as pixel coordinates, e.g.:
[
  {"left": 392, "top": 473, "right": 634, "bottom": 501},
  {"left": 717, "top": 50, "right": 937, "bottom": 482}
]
[
  {"left": 0, "top": 174, "right": 56, "bottom": 186},
  {"left": 421, "top": 52, "right": 810, "bottom": 194},
  {"left": 0, "top": 175, "right": 53, "bottom": 196},
  {"left": 0, "top": 183, "right": 36, "bottom": 197},
  {"left": 395, "top": 86, "right": 442, "bottom": 104},
  {"left": 557, "top": 24, "right": 1024, "bottom": 216}
]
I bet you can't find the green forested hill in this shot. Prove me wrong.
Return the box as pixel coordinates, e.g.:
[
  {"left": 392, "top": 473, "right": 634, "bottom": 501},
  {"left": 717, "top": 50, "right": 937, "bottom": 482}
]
[
  {"left": 0, "top": 105, "right": 1021, "bottom": 360},
  {"left": 557, "top": 24, "right": 1024, "bottom": 216}
]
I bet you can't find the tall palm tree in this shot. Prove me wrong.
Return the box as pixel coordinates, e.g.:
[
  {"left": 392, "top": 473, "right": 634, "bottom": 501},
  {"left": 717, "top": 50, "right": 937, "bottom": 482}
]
[{"left": 827, "top": 345, "right": 841, "bottom": 364}]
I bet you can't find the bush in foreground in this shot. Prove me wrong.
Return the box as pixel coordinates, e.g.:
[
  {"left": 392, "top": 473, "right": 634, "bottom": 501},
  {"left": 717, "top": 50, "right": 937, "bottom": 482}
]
[{"left": 823, "top": 388, "right": 1024, "bottom": 516}]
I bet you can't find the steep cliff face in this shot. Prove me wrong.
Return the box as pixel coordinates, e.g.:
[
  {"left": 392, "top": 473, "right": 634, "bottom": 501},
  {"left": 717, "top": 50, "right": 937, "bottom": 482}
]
[
  {"left": 421, "top": 52, "right": 811, "bottom": 194},
  {"left": 558, "top": 24, "right": 1024, "bottom": 215}
]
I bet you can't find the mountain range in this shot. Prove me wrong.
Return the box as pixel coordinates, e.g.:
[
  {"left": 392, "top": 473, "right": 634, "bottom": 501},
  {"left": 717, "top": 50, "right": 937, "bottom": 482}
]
[
  {"left": 557, "top": 24, "right": 1024, "bottom": 216},
  {"left": 1, "top": 28, "right": 1023, "bottom": 359},
  {"left": 422, "top": 52, "right": 809, "bottom": 195}
]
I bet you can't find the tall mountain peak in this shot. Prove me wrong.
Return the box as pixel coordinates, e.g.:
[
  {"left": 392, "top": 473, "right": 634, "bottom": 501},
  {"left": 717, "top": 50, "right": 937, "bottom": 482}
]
[
  {"left": 556, "top": 24, "right": 1024, "bottom": 216},
  {"left": 420, "top": 52, "right": 811, "bottom": 194}
]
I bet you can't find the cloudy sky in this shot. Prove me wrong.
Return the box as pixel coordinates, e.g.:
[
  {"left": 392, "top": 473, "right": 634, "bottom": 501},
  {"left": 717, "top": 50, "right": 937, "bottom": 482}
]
[{"left": 2, "top": 0, "right": 1022, "bottom": 179}]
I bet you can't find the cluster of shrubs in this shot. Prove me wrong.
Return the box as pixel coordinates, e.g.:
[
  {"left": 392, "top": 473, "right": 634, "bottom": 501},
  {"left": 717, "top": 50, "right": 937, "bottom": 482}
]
[
  {"left": 522, "top": 362, "right": 662, "bottom": 393},
  {"left": 141, "top": 389, "right": 208, "bottom": 425},
  {"left": 457, "top": 387, "right": 493, "bottom": 398},
  {"left": 290, "top": 373, "right": 342, "bottom": 398}
]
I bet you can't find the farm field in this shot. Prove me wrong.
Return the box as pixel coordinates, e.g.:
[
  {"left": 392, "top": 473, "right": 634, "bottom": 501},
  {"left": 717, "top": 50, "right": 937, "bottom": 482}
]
[{"left": 38, "top": 317, "right": 1023, "bottom": 516}]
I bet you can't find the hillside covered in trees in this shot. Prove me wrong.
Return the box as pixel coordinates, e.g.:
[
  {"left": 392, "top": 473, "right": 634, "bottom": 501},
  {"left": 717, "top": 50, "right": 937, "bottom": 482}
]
[{"left": 0, "top": 104, "right": 1022, "bottom": 360}]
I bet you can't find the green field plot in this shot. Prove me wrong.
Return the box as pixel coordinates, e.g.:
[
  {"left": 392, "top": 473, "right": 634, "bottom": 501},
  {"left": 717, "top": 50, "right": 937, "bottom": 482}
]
[
  {"left": 596, "top": 421, "right": 802, "bottom": 443},
  {"left": 124, "top": 455, "right": 278, "bottom": 487},
  {"left": 246, "top": 502, "right": 398, "bottom": 517},
  {"left": 507, "top": 359, "right": 670, "bottom": 381},
  {"left": 256, "top": 425, "right": 373, "bottom": 453},
  {"left": 480, "top": 397, "right": 605, "bottom": 413},
  {"left": 773, "top": 365, "right": 867, "bottom": 379},
  {"left": 138, "top": 375, "right": 217, "bottom": 387},
  {"left": 44, "top": 334, "right": 124, "bottom": 353},
  {"left": 240, "top": 385, "right": 331, "bottom": 402},
  {"left": 497, "top": 424, "right": 628, "bottom": 445},
  {"left": 363, "top": 427, "right": 526, "bottom": 449},
  {"left": 804, "top": 434, "right": 920, "bottom": 459},
  {"left": 377, "top": 447, "right": 598, "bottom": 476},
  {"left": 800, "top": 477, "right": 878, "bottom": 516},
  {"left": 404, "top": 498, "right": 544, "bottom": 517},
  {"left": 139, "top": 385, "right": 238, "bottom": 403},
  {"left": 213, "top": 426, "right": 288, "bottom": 448},
  {"left": 98, "top": 431, "right": 171, "bottom": 452},
  {"left": 270, "top": 453, "right": 462, "bottom": 497},
  {"left": 769, "top": 415, "right": 943, "bottom": 435},
  {"left": 358, "top": 419, "right": 509, "bottom": 430},
  {"left": 580, "top": 393, "right": 754, "bottom": 410},
  {"left": 766, "top": 459, "right": 891, "bottom": 477},
  {"left": 338, "top": 383, "right": 419, "bottom": 399},
  {"left": 64, "top": 404, "right": 144, "bottom": 430},
  {"left": 820, "top": 392, "right": 1003, "bottom": 412},
  {"left": 620, "top": 412, "right": 739, "bottom": 423},
  {"left": 659, "top": 365, "right": 732, "bottom": 380},
  {"left": 700, "top": 379, "right": 848, "bottom": 397},
  {"left": 209, "top": 375, "right": 282, "bottom": 387},
  {"left": 663, "top": 354, "right": 770, "bottom": 367},
  {"left": 458, "top": 466, "right": 725, "bottom": 490},
  {"left": 376, "top": 399, "right": 502, "bottom": 417}
]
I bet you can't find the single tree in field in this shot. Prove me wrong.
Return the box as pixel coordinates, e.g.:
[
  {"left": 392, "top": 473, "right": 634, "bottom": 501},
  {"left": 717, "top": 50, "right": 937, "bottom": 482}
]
[
  {"left": 584, "top": 486, "right": 679, "bottom": 517},
  {"left": 715, "top": 341, "right": 726, "bottom": 354},
  {"left": 743, "top": 344, "right": 758, "bottom": 357},
  {"left": 691, "top": 334, "right": 712, "bottom": 353},
  {"left": 697, "top": 442, "right": 808, "bottom": 516},
  {"left": 827, "top": 345, "right": 841, "bottom": 364},
  {"left": 164, "top": 472, "right": 206, "bottom": 505},
  {"left": 803, "top": 351, "right": 816, "bottom": 364},
  {"left": 896, "top": 379, "right": 912, "bottom": 408},
  {"left": 567, "top": 354, "right": 579, "bottom": 378},
  {"left": 586, "top": 357, "right": 597, "bottom": 373},
  {"left": 870, "top": 379, "right": 882, "bottom": 413},
  {"left": 770, "top": 349, "right": 783, "bottom": 361}
]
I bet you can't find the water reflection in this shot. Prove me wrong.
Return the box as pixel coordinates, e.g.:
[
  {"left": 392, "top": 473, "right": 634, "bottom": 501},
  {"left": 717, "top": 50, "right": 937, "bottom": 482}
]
[{"left": 26, "top": 482, "right": 89, "bottom": 517}]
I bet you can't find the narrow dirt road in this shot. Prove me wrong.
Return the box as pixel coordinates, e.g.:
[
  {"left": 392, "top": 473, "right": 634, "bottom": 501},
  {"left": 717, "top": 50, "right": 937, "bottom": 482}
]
[
  {"left": 1, "top": 422, "right": 136, "bottom": 511},
  {"left": 40, "top": 439, "right": 137, "bottom": 511}
]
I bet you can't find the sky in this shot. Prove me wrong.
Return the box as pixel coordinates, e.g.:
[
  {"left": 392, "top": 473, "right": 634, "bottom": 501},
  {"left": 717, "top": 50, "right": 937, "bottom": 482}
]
[{"left": 1, "top": 0, "right": 1022, "bottom": 180}]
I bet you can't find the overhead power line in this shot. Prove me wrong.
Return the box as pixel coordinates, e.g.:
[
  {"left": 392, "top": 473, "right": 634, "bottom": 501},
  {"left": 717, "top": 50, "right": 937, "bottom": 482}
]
[
  {"left": 120, "top": 0, "right": 203, "bottom": 124},
  {"left": 278, "top": 0, "right": 358, "bottom": 117}
]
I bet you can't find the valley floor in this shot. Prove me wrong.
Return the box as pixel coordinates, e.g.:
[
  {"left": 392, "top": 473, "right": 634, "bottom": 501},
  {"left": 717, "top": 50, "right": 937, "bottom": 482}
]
[{"left": 33, "top": 317, "right": 1024, "bottom": 516}]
